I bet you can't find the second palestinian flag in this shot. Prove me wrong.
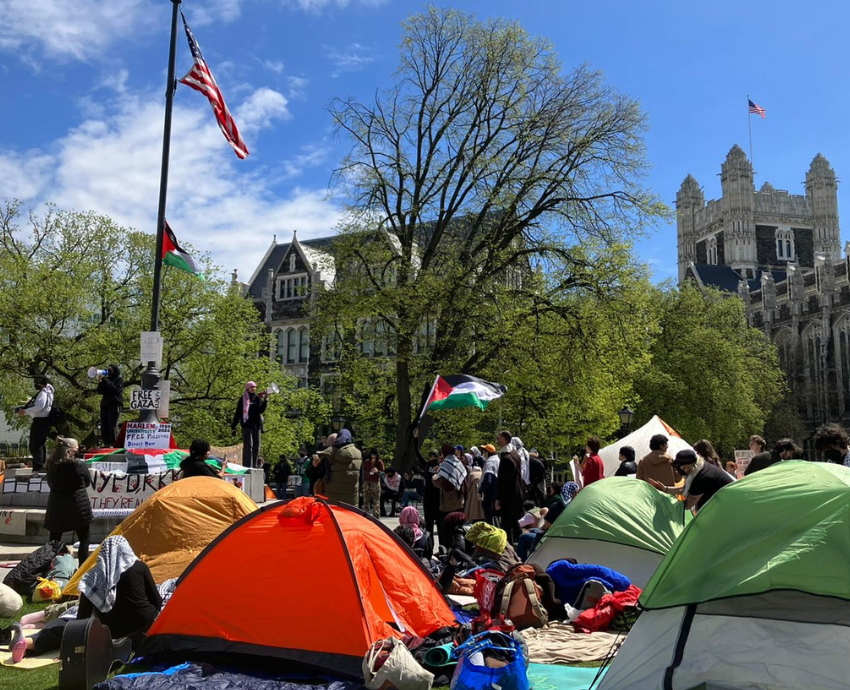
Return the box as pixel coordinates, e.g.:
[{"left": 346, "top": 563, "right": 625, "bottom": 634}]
[
  {"left": 422, "top": 374, "right": 507, "bottom": 415},
  {"left": 163, "top": 222, "right": 203, "bottom": 278}
]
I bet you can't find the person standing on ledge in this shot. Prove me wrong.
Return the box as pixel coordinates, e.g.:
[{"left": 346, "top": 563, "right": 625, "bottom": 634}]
[
  {"left": 96, "top": 364, "right": 124, "bottom": 448},
  {"left": 17, "top": 375, "right": 54, "bottom": 472},
  {"left": 231, "top": 381, "right": 268, "bottom": 468}
]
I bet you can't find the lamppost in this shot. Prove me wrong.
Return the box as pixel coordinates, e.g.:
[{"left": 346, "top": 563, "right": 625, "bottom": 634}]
[
  {"left": 331, "top": 414, "right": 346, "bottom": 433},
  {"left": 618, "top": 406, "right": 634, "bottom": 439}
]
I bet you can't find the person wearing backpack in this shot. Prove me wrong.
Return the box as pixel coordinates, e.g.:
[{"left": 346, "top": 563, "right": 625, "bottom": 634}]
[
  {"left": 44, "top": 437, "right": 93, "bottom": 564},
  {"left": 17, "top": 375, "right": 55, "bottom": 472}
]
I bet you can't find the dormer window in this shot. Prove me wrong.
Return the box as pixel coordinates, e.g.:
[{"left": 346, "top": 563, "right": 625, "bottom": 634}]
[
  {"left": 776, "top": 229, "right": 795, "bottom": 261},
  {"left": 277, "top": 274, "right": 308, "bottom": 300},
  {"left": 706, "top": 236, "right": 718, "bottom": 265}
]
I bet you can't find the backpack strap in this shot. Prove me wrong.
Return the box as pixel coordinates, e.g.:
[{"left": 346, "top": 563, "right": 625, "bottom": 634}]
[
  {"left": 499, "top": 580, "right": 516, "bottom": 619},
  {"left": 522, "top": 579, "right": 549, "bottom": 626}
]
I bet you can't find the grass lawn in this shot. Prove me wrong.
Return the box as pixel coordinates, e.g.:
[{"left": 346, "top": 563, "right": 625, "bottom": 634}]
[{"left": 0, "top": 600, "right": 57, "bottom": 690}]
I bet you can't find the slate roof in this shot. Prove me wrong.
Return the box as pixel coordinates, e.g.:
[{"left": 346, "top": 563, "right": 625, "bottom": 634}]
[
  {"left": 247, "top": 236, "right": 336, "bottom": 299},
  {"left": 687, "top": 263, "right": 787, "bottom": 293}
]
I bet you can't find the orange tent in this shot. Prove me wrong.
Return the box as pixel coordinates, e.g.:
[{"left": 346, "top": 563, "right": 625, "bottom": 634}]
[
  {"left": 64, "top": 477, "right": 257, "bottom": 596},
  {"left": 142, "top": 497, "right": 457, "bottom": 678}
]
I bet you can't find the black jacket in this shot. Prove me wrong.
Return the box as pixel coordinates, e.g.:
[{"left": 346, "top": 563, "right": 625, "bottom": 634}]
[
  {"left": 744, "top": 451, "right": 776, "bottom": 476},
  {"left": 97, "top": 365, "right": 124, "bottom": 409},
  {"left": 615, "top": 460, "right": 638, "bottom": 476},
  {"left": 179, "top": 457, "right": 220, "bottom": 479},
  {"left": 231, "top": 393, "right": 267, "bottom": 430},
  {"left": 78, "top": 561, "right": 162, "bottom": 638},
  {"left": 45, "top": 461, "right": 93, "bottom": 533},
  {"left": 690, "top": 462, "right": 735, "bottom": 511}
]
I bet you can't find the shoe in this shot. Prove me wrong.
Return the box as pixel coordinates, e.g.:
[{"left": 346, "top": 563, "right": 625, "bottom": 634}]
[{"left": 9, "top": 623, "right": 25, "bottom": 663}]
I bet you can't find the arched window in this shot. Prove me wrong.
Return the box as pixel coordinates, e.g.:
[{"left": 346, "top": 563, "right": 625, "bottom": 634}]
[
  {"left": 706, "top": 236, "right": 718, "bottom": 265},
  {"left": 287, "top": 328, "right": 297, "bottom": 364},
  {"left": 276, "top": 330, "right": 286, "bottom": 361},
  {"left": 299, "top": 327, "right": 310, "bottom": 363},
  {"left": 775, "top": 229, "right": 795, "bottom": 261}
]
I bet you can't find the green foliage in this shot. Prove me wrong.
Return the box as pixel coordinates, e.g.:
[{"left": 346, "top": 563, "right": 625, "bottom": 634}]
[
  {"left": 633, "top": 282, "right": 786, "bottom": 455},
  {"left": 0, "top": 201, "right": 328, "bottom": 455}
]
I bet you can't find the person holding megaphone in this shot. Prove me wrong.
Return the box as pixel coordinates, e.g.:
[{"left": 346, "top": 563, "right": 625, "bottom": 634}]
[
  {"left": 95, "top": 364, "right": 124, "bottom": 448},
  {"left": 231, "top": 381, "right": 269, "bottom": 468}
]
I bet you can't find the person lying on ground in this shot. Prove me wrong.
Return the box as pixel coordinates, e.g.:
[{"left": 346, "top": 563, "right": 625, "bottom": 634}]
[
  {"left": 546, "top": 558, "right": 632, "bottom": 608},
  {"left": 6, "top": 536, "right": 161, "bottom": 661},
  {"left": 465, "top": 522, "right": 520, "bottom": 573}
]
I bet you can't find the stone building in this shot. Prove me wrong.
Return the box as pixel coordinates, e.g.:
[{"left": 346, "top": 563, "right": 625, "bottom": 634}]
[{"left": 677, "top": 145, "right": 850, "bottom": 438}]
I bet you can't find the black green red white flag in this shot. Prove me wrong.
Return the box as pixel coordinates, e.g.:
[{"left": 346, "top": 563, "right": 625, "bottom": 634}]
[
  {"left": 163, "top": 222, "right": 203, "bottom": 278},
  {"left": 420, "top": 374, "right": 507, "bottom": 418}
]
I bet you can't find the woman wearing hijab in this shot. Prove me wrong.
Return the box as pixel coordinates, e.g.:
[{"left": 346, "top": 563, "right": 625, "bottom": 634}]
[
  {"left": 231, "top": 381, "right": 268, "bottom": 468},
  {"left": 10, "top": 536, "right": 161, "bottom": 660},
  {"left": 317, "top": 429, "right": 362, "bottom": 505},
  {"left": 96, "top": 364, "right": 124, "bottom": 448},
  {"left": 510, "top": 437, "right": 531, "bottom": 490},
  {"left": 399, "top": 506, "right": 433, "bottom": 559},
  {"left": 180, "top": 439, "right": 226, "bottom": 479},
  {"left": 44, "top": 437, "right": 93, "bottom": 564}
]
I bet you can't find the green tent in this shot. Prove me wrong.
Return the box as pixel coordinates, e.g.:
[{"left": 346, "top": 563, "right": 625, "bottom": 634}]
[
  {"left": 529, "top": 477, "right": 689, "bottom": 587},
  {"left": 598, "top": 461, "right": 850, "bottom": 690},
  {"left": 642, "top": 460, "right": 850, "bottom": 610}
]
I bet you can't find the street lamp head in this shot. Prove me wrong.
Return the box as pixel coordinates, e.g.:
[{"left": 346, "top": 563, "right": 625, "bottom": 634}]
[
  {"left": 331, "top": 415, "right": 346, "bottom": 432},
  {"left": 618, "top": 406, "right": 634, "bottom": 427}
]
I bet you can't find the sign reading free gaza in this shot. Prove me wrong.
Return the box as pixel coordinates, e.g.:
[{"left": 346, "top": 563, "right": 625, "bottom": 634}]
[{"left": 130, "top": 389, "right": 161, "bottom": 410}]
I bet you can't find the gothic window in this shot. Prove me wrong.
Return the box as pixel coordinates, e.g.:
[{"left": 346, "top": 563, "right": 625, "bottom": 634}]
[
  {"left": 299, "top": 327, "right": 310, "bottom": 363},
  {"left": 706, "top": 236, "right": 718, "bottom": 265},
  {"left": 276, "top": 330, "right": 286, "bottom": 361},
  {"left": 287, "top": 328, "right": 297, "bottom": 364},
  {"left": 322, "top": 332, "right": 343, "bottom": 362},
  {"left": 803, "top": 324, "right": 823, "bottom": 420},
  {"left": 277, "top": 274, "right": 308, "bottom": 300},
  {"left": 775, "top": 229, "right": 795, "bottom": 261}
]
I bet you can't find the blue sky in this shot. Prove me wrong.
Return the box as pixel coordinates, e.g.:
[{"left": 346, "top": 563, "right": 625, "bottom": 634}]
[{"left": 2, "top": 0, "right": 849, "bottom": 283}]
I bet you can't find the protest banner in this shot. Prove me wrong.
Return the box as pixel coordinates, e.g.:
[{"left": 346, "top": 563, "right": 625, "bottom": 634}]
[{"left": 734, "top": 450, "right": 754, "bottom": 479}]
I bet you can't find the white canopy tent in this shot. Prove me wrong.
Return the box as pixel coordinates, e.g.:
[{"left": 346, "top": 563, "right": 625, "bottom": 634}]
[{"left": 599, "top": 415, "right": 693, "bottom": 478}]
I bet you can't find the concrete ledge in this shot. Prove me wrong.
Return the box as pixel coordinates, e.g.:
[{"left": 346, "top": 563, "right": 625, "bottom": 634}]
[{"left": 0, "top": 508, "right": 123, "bottom": 545}]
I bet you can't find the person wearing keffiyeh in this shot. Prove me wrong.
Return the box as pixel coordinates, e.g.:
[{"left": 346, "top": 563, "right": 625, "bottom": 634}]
[
  {"left": 231, "top": 381, "right": 268, "bottom": 468},
  {"left": 433, "top": 444, "right": 468, "bottom": 547}
]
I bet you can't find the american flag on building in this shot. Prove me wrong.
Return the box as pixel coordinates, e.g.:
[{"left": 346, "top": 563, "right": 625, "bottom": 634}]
[
  {"left": 748, "top": 98, "right": 766, "bottom": 119},
  {"left": 179, "top": 12, "right": 249, "bottom": 159}
]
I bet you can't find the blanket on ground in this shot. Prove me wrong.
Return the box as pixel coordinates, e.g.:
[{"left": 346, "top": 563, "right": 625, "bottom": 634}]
[
  {"left": 95, "top": 662, "right": 365, "bottom": 690},
  {"left": 520, "top": 622, "right": 623, "bottom": 664}
]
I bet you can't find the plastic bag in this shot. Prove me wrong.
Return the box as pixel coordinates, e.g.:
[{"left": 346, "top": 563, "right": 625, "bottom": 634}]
[
  {"left": 363, "top": 637, "right": 434, "bottom": 690},
  {"left": 32, "top": 577, "right": 63, "bottom": 603},
  {"left": 450, "top": 631, "right": 529, "bottom": 690},
  {"left": 473, "top": 569, "right": 503, "bottom": 615}
]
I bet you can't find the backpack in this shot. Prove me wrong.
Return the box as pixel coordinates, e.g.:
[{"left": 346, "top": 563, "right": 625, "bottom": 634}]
[
  {"left": 3, "top": 540, "right": 64, "bottom": 596},
  {"left": 494, "top": 564, "right": 548, "bottom": 630},
  {"left": 575, "top": 578, "right": 611, "bottom": 610},
  {"left": 48, "top": 400, "right": 65, "bottom": 427}
]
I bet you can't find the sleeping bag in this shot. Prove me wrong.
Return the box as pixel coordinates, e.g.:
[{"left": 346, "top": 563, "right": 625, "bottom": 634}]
[
  {"left": 545, "top": 559, "right": 631, "bottom": 607},
  {"left": 3, "top": 540, "right": 65, "bottom": 596}
]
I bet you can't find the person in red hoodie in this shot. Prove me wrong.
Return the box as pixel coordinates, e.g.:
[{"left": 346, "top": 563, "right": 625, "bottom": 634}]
[{"left": 581, "top": 436, "right": 605, "bottom": 486}]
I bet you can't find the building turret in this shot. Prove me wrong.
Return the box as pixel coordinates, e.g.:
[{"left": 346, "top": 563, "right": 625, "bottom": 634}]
[
  {"left": 806, "top": 154, "right": 841, "bottom": 261},
  {"left": 676, "top": 174, "right": 704, "bottom": 282},
  {"left": 720, "top": 145, "right": 757, "bottom": 276}
]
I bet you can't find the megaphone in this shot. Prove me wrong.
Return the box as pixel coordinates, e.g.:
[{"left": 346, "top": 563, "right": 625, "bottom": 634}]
[
  {"left": 88, "top": 367, "right": 109, "bottom": 379},
  {"left": 265, "top": 382, "right": 280, "bottom": 395}
]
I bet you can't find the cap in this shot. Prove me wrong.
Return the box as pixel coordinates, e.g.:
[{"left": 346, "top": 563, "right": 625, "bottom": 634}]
[
  {"left": 454, "top": 445, "right": 465, "bottom": 452},
  {"left": 672, "top": 449, "right": 698, "bottom": 466},
  {"left": 482, "top": 444, "right": 496, "bottom": 454}
]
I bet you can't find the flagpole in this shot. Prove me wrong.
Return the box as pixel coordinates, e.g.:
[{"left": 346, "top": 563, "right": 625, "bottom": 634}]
[
  {"left": 140, "top": 0, "right": 181, "bottom": 424},
  {"left": 747, "top": 94, "right": 754, "bottom": 172},
  {"left": 150, "top": 0, "right": 182, "bottom": 333}
]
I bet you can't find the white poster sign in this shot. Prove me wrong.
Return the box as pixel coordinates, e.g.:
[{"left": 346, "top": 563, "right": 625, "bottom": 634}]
[
  {"left": 0, "top": 509, "right": 26, "bottom": 536},
  {"left": 124, "top": 422, "right": 172, "bottom": 450},
  {"left": 130, "top": 389, "right": 162, "bottom": 411},
  {"left": 734, "top": 450, "right": 754, "bottom": 479},
  {"left": 157, "top": 379, "right": 171, "bottom": 419},
  {"left": 87, "top": 469, "right": 180, "bottom": 511},
  {"left": 140, "top": 331, "right": 163, "bottom": 367}
]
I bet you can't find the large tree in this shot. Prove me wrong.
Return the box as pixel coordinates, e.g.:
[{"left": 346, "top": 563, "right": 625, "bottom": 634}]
[
  {"left": 0, "top": 201, "right": 327, "bottom": 457},
  {"left": 328, "top": 7, "right": 664, "bottom": 465}
]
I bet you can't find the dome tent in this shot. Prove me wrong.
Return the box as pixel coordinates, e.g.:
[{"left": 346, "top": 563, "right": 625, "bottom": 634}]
[
  {"left": 597, "top": 461, "right": 850, "bottom": 690},
  {"left": 141, "top": 496, "right": 457, "bottom": 679},
  {"left": 599, "top": 415, "right": 693, "bottom": 478},
  {"left": 64, "top": 477, "right": 257, "bottom": 596},
  {"left": 528, "top": 477, "right": 689, "bottom": 587}
]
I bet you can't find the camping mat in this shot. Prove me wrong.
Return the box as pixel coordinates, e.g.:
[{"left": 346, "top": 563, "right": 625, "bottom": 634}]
[
  {"left": 520, "top": 622, "right": 623, "bottom": 664},
  {"left": 527, "top": 662, "right": 607, "bottom": 690},
  {"left": 96, "top": 662, "right": 366, "bottom": 690},
  {"left": 0, "top": 627, "right": 59, "bottom": 669}
]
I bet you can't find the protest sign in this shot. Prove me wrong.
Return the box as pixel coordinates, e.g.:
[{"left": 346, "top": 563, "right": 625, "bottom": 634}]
[
  {"left": 125, "top": 422, "right": 172, "bottom": 450},
  {"left": 734, "top": 450, "right": 754, "bottom": 479}
]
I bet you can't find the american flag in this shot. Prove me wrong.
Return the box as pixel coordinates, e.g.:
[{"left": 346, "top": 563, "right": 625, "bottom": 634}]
[
  {"left": 748, "top": 98, "right": 766, "bottom": 119},
  {"left": 179, "top": 12, "right": 249, "bottom": 159}
]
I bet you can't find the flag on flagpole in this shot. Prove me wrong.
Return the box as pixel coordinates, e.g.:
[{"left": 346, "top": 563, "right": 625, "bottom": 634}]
[
  {"left": 420, "top": 374, "right": 507, "bottom": 417},
  {"left": 163, "top": 222, "right": 203, "bottom": 278},
  {"left": 179, "top": 12, "right": 249, "bottom": 159},
  {"left": 748, "top": 98, "right": 766, "bottom": 119}
]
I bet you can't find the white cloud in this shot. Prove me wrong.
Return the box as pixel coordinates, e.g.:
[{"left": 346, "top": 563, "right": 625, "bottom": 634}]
[
  {"left": 286, "top": 75, "right": 309, "bottom": 99},
  {"left": 288, "top": 0, "right": 390, "bottom": 12},
  {"left": 327, "top": 43, "right": 375, "bottom": 77},
  {"left": 2, "top": 88, "right": 341, "bottom": 280},
  {"left": 0, "top": 0, "right": 151, "bottom": 63},
  {"left": 189, "top": 0, "right": 245, "bottom": 26},
  {"left": 281, "top": 145, "right": 331, "bottom": 179},
  {"left": 261, "top": 59, "right": 286, "bottom": 75}
]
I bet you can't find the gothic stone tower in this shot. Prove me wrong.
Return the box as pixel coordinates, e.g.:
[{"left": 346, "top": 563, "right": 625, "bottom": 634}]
[
  {"left": 806, "top": 153, "right": 841, "bottom": 261},
  {"left": 676, "top": 174, "right": 704, "bottom": 282},
  {"left": 720, "top": 144, "right": 758, "bottom": 277}
]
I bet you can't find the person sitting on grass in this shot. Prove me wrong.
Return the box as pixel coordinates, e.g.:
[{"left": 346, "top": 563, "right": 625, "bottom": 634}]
[{"left": 4, "top": 535, "right": 162, "bottom": 663}]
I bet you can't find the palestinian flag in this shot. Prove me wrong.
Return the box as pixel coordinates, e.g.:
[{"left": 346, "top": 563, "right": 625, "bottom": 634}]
[
  {"left": 163, "top": 222, "right": 203, "bottom": 278},
  {"left": 421, "top": 374, "right": 507, "bottom": 417}
]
